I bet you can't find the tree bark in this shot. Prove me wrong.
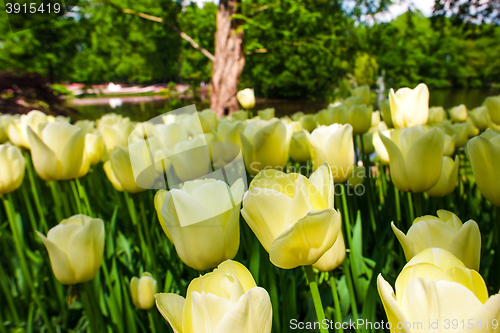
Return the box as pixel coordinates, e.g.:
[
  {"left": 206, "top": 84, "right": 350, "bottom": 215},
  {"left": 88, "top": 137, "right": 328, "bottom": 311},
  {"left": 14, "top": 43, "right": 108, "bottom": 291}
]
[{"left": 211, "top": 0, "right": 245, "bottom": 117}]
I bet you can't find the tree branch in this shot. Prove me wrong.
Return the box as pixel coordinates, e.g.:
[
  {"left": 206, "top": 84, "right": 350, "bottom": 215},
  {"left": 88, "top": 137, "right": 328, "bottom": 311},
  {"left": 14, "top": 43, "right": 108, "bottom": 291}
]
[{"left": 107, "top": 2, "right": 216, "bottom": 62}]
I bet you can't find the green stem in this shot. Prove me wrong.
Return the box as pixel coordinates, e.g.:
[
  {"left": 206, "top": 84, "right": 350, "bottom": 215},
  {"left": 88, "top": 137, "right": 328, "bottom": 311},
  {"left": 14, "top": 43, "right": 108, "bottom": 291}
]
[
  {"left": 406, "top": 192, "right": 415, "bottom": 226},
  {"left": 343, "top": 256, "right": 359, "bottom": 329},
  {"left": 304, "top": 266, "right": 328, "bottom": 333},
  {"left": 329, "top": 275, "right": 344, "bottom": 333},
  {"left": 80, "top": 283, "right": 99, "bottom": 333},
  {"left": 2, "top": 194, "right": 53, "bottom": 333},
  {"left": 48, "top": 181, "right": 64, "bottom": 221},
  {"left": 76, "top": 178, "right": 93, "bottom": 216},
  {"left": 394, "top": 186, "right": 401, "bottom": 225},
  {"left": 70, "top": 180, "right": 83, "bottom": 213},
  {"left": 147, "top": 310, "right": 157, "bottom": 333},
  {"left": 341, "top": 186, "right": 353, "bottom": 251},
  {"left": 414, "top": 192, "right": 423, "bottom": 218},
  {"left": 24, "top": 152, "right": 48, "bottom": 231}
]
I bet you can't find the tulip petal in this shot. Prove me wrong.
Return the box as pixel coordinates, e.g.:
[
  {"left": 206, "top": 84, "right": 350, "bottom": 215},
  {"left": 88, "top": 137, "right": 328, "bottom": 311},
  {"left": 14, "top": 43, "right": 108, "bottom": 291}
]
[
  {"left": 27, "top": 126, "right": 58, "bottom": 181},
  {"left": 379, "top": 131, "right": 409, "bottom": 191},
  {"left": 313, "top": 232, "right": 346, "bottom": 271},
  {"left": 154, "top": 190, "right": 173, "bottom": 242},
  {"left": 468, "top": 294, "right": 500, "bottom": 333},
  {"left": 404, "top": 220, "right": 457, "bottom": 255},
  {"left": 66, "top": 219, "right": 104, "bottom": 283},
  {"left": 59, "top": 127, "right": 86, "bottom": 179},
  {"left": 156, "top": 293, "right": 185, "bottom": 333},
  {"left": 391, "top": 222, "right": 418, "bottom": 262},
  {"left": 37, "top": 231, "right": 77, "bottom": 285},
  {"left": 130, "top": 277, "right": 140, "bottom": 308},
  {"left": 46, "top": 223, "right": 82, "bottom": 253},
  {"left": 270, "top": 209, "right": 341, "bottom": 269},
  {"left": 214, "top": 287, "right": 272, "bottom": 333},
  {"left": 406, "top": 248, "right": 466, "bottom": 271},
  {"left": 376, "top": 275, "right": 411, "bottom": 333},
  {"left": 448, "top": 220, "right": 481, "bottom": 271},
  {"left": 446, "top": 267, "right": 488, "bottom": 304},
  {"left": 103, "top": 161, "right": 125, "bottom": 192},
  {"left": 241, "top": 188, "right": 292, "bottom": 252},
  {"left": 309, "top": 163, "right": 335, "bottom": 208},
  {"left": 188, "top": 292, "right": 233, "bottom": 333}
]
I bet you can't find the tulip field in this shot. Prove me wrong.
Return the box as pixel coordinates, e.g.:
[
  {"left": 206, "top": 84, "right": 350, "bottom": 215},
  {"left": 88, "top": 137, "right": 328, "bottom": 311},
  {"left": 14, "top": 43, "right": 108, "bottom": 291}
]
[{"left": 1, "top": 84, "right": 500, "bottom": 333}]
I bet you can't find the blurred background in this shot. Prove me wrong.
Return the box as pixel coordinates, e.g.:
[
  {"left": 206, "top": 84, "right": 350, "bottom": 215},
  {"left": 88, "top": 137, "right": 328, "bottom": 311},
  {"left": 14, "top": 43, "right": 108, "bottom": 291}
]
[{"left": 1, "top": 0, "right": 499, "bottom": 119}]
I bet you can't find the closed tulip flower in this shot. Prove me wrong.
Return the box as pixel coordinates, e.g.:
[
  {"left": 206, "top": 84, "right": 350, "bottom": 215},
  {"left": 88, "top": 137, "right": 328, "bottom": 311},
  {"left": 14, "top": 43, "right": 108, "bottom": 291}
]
[
  {"left": 85, "top": 132, "right": 105, "bottom": 165},
  {"left": 37, "top": 215, "right": 105, "bottom": 285},
  {"left": 484, "top": 95, "right": 500, "bottom": 125},
  {"left": 379, "top": 99, "right": 393, "bottom": 128},
  {"left": 199, "top": 109, "right": 218, "bottom": 133},
  {"left": 351, "top": 85, "right": 371, "bottom": 105},
  {"left": 378, "top": 248, "right": 500, "bottom": 333},
  {"left": 389, "top": 83, "right": 429, "bottom": 128},
  {"left": 289, "top": 130, "right": 311, "bottom": 163},
  {"left": 380, "top": 126, "right": 444, "bottom": 192},
  {"left": 130, "top": 272, "right": 157, "bottom": 310},
  {"left": 466, "top": 129, "right": 500, "bottom": 206},
  {"left": 362, "top": 132, "right": 375, "bottom": 154},
  {"left": 98, "top": 115, "right": 134, "bottom": 152},
  {"left": 392, "top": 209, "right": 480, "bottom": 269},
  {"left": 308, "top": 124, "right": 354, "bottom": 182},
  {"left": 7, "top": 110, "right": 48, "bottom": 149},
  {"left": 27, "top": 122, "right": 86, "bottom": 181},
  {"left": 443, "top": 133, "right": 456, "bottom": 156},
  {"left": 426, "top": 156, "right": 459, "bottom": 197},
  {"left": 464, "top": 117, "right": 480, "bottom": 137},
  {"left": 156, "top": 260, "right": 272, "bottom": 333},
  {"left": 321, "top": 104, "right": 348, "bottom": 125},
  {"left": 0, "top": 143, "right": 25, "bottom": 194},
  {"left": 242, "top": 164, "right": 344, "bottom": 270},
  {"left": 372, "top": 130, "right": 391, "bottom": 165},
  {"left": 371, "top": 110, "right": 381, "bottom": 127},
  {"left": 449, "top": 123, "right": 469, "bottom": 148},
  {"left": 155, "top": 178, "right": 244, "bottom": 270},
  {"left": 216, "top": 120, "right": 246, "bottom": 150},
  {"left": 231, "top": 110, "right": 249, "bottom": 121},
  {"left": 347, "top": 104, "right": 372, "bottom": 135},
  {"left": 300, "top": 114, "right": 317, "bottom": 133},
  {"left": 0, "top": 114, "right": 14, "bottom": 144},
  {"left": 470, "top": 106, "right": 491, "bottom": 130},
  {"left": 240, "top": 120, "right": 292, "bottom": 176},
  {"left": 258, "top": 108, "right": 275, "bottom": 120},
  {"left": 427, "top": 106, "right": 447, "bottom": 125},
  {"left": 236, "top": 88, "right": 256, "bottom": 109},
  {"left": 449, "top": 104, "right": 468, "bottom": 123}
]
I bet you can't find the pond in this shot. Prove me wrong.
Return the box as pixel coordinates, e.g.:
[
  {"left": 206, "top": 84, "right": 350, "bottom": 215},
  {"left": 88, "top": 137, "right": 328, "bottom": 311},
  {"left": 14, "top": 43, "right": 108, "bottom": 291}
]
[{"left": 73, "top": 88, "right": 500, "bottom": 122}]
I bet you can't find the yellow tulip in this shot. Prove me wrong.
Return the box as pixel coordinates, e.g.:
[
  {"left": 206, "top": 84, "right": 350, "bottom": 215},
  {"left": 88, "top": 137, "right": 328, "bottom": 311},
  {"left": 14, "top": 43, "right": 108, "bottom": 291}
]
[
  {"left": 130, "top": 272, "right": 157, "bottom": 310},
  {"left": 321, "top": 104, "right": 348, "bottom": 125},
  {"left": 372, "top": 130, "right": 391, "bottom": 165},
  {"left": 241, "top": 164, "right": 344, "bottom": 270},
  {"left": 0, "top": 114, "right": 14, "bottom": 144},
  {"left": 470, "top": 106, "right": 491, "bottom": 130},
  {"left": 84, "top": 132, "right": 105, "bottom": 165},
  {"left": 258, "top": 108, "right": 275, "bottom": 120},
  {"left": 425, "top": 156, "right": 459, "bottom": 197},
  {"left": 0, "top": 143, "right": 25, "bottom": 194},
  {"left": 216, "top": 120, "right": 246, "bottom": 150},
  {"left": 449, "top": 104, "right": 468, "bottom": 123},
  {"left": 156, "top": 260, "right": 272, "bottom": 333},
  {"left": 378, "top": 248, "right": 500, "bottom": 333},
  {"left": 389, "top": 83, "right": 429, "bottom": 128},
  {"left": 484, "top": 95, "right": 500, "bottom": 125},
  {"left": 427, "top": 106, "right": 447, "bottom": 125},
  {"left": 104, "top": 144, "right": 156, "bottom": 193},
  {"left": 308, "top": 124, "right": 354, "bottom": 182},
  {"left": 443, "top": 133, "right": 456, "bottom": 156},
  {"left": 392, "top": 210, "right": 480, "bottom": 270},
  {"left": 347, "top": 104, "right": 372, "bottom": 135},
  {"left": 231, "top": 110, "right": 249, "bottom": 121},
  {"left": 236, "top": 88, "right": 256, "bottom": 109},
  {"left": 155, "top": 178, "right": 244, "bottom": 270},
  {"left": 289, "top": 130, "right": 310, "bottom": 163},
  {"left": 37, "top": 215, "right": 104, "bottom": 285},
  {"left": 464, "top": 117, "right": 480, "bottom": 138},
  {"left": 300, "top": 114, "right": 317, "bottom": 133},
  {"left": 362, "top": 132, "right": 375, "bottom": 154},
  {"left": 7, "top": 110, "right": 48, "bottom": 149},
  {"left": 466, "top": 129, "right": 500, "bottom": 206},
  {"left": 97, "top": 114, "right": 134, "bottom": 152},
  {"left": 199, "top": 109, "right": 218, "bottom": 133},
  {"left": 27, "top": 122, "right": 86, "bottom": 181},
  {"left": 379, "top": 99, "right": 393, "bottom": 128},
  {"left": 371, "top": 110, "right": 381, "bottom": 127},
  {"left": 351, "top": 85, "right": 371, "bottom": 105},
  {"left": 240, "top": 120, "right": 292, "bottom": 176},
  {"left": 379, "top": 126, "right": 444, "bottom": 192}
]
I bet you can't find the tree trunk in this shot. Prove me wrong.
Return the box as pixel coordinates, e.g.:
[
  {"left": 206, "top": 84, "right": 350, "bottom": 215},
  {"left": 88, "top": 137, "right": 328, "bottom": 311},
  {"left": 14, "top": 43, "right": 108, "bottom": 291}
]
[{"left": 211, "top": 0, "right": 245, "bottom": 117}]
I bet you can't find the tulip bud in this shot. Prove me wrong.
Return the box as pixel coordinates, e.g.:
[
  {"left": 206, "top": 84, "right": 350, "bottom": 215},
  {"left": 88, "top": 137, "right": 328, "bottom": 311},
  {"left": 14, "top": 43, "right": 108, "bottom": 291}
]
[
  {"left": 156, "top": 260, "right": 272, "bottom": 333},
  {"left": 371, "top": 110, "right": 381, "bottom": 127},
  {"left": 449, "top": 104, "right": 468, "bottom": 123},
  {"left": 258, "top": 108, "right": 275, "bottom": 120},
  {"left": 98, "top": 114, "right": 134, "bottom": 152},
  {"left": 199, "top": 109, "right": 218, "bottom": 133},
  {"left": 236, "top": 88, "right": 256, "bottom": 109},
  {"left": 380, "top": 126, "right": 445, "bottom": 192},
  {"left": 27, "top": 122, "right": 86, "bottom": 181},
  {"left": 351, "top": 85, "right": 371, "bottom": 105},
  {"left": 0, "top": 143, "right": 25, "bottom": 194},
  {"left": 0, "top": 114, "right": 14, "bottom": 144},
  {"left": 231, "top": 110, "right": 249, "bottom": 121},
  {"left": 389, "top": 83, "right": 429, "bottom": 128},
  {"left": 426, "top": 156, "right": 459, "bottom": 197},
  {"left": 7, "top": 110, "right": 48, "bottom": 149},
  {"left": 37, "top": 215, "right": 105, "bottom": 285},
  {"left": 347, "top": 104, "right": 372, "bottom": 134},
  {"left": 155, "top": 178, "right": 244, "bottom": 270},
  {"left": 392, "top": 210, "right": 480, "bottom": 270},
  {"left": 240, "top": 120, "right": 292, "bottom": 176},
  {"left": 427, "top": 106, "right": 447, "bottom": 125},
  {"left": 289, "top": 130, "right": 311, "bottom": 162},
  {"left": 85, "top": 132, "right": 105, "bottom": 165},
  {"left": 484, "top": 95, "right": 500, "bottom": 125},
  {"left": 443, "top": 133, "right": 456, "bottom": 156},
  {"left": 300, "top": 114, "right": 317, "bottom": 133},
  {"left": 242, "top": 164, "right": 344, "bottom": 270},
  {"left": 466, "top": 129, "right": 500, "bottom": 206},
  {"left": 469, "top": 106, "right": 490, "bottom": 130},
  {"left": 130, "top": 272, "right": 157, "bottom": 310},
  {"left": 308, "top": 124, "right": 354, "bottom": 182}
]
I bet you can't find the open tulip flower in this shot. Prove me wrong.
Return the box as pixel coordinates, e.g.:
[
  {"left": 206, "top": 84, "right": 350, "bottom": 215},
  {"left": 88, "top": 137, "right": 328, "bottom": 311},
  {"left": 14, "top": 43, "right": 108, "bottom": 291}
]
[
  {"left": 27, "top": 122, "right": 87, "bottom": 181},
  {"left": 0, "top": 143, "right": 25, "bottom": 194},
  {"left": 389, "top": 83, "right": 430, "bottom": 128},
  {"left": 241, "top": 163, "right": 344, "bottom": 270},
  {"left": 308, "top": 124, "right": 354, "bottom": 182},
  {"left": 392, "top": 210, "right": 480, "bottom": 270},
  {"left": 466, "top": 129, "right": 500, "bottom": 206},
  {"left": 427, "top": 106, "right": 447, "bottom": 125},
  {"left": 156, "top": 260, "right": 272, "bottom": 333},
  {"left": 97, "top": 114, "right": 135, "bottom": 152},
  {"left": 240, "top": 119, "right": 292, "bottom": 176},
  {"left": 449, "top": 104, "right": 468, "bottom": 123},
  {"left": 155, "top": 178, "right": 244, "bottom": 271},
  {"left": 379, "top": 125, "right": 445, "bottom": 192},
  {"left": 37, "top": 215, "right": 105, "bottom": 285},
  {"left": 7, "top": 110, "right": 48, "bottom": 149},
  {"left": 378, "top": 248, "right": 500, "bottom": 333}
]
